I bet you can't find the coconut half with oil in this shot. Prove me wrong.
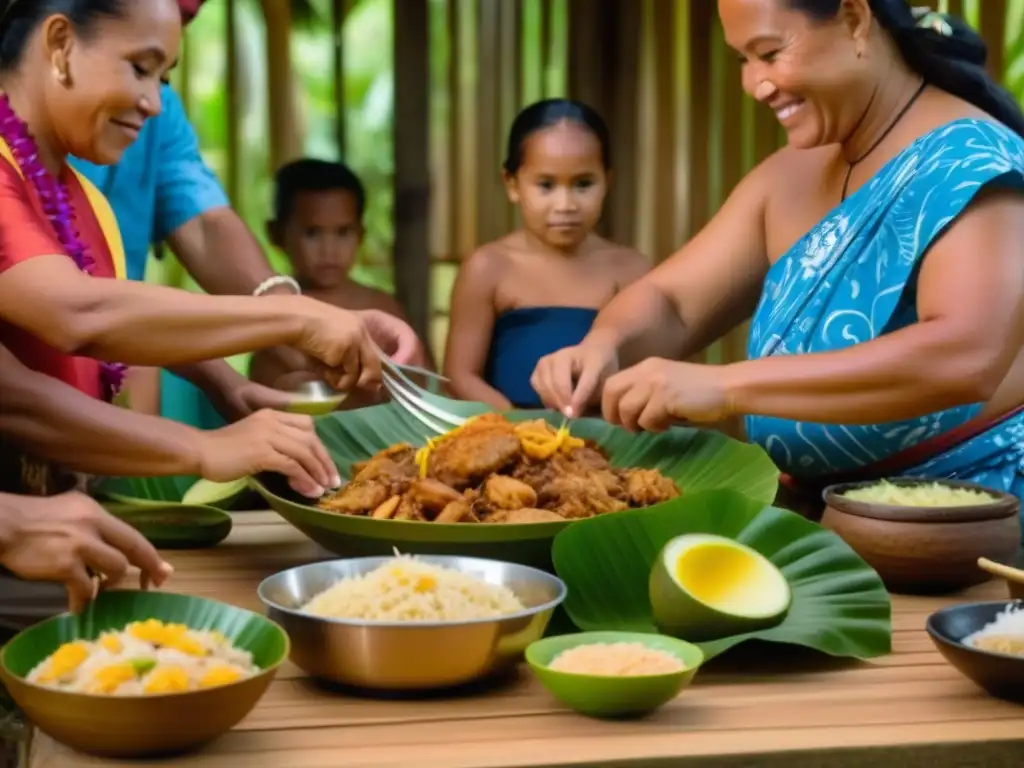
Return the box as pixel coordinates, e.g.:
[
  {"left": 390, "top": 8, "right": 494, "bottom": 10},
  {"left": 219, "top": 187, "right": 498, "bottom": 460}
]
[{"left": 649, "top": 534, "right": 791, "bottom": 642}]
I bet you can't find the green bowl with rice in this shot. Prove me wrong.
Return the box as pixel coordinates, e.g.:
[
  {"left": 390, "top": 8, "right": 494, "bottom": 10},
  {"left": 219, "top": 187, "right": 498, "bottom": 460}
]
[{"left": 526, "top": 631, "right": 703, "bottom": 719}]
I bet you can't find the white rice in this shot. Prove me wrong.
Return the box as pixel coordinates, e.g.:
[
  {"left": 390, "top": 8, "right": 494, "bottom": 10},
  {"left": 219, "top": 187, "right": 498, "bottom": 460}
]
[
  {"left": 27, "top": 620, "right": 259, "bottom": 696},
  {"left": 963, "top": 603, "right": 1024, "bottom": 656},
  {"left": 548, "top": 642, "right": 686, "bottom": 676},
  {"left": 301, "top": 554, "right": 525, "bottom": 622}
]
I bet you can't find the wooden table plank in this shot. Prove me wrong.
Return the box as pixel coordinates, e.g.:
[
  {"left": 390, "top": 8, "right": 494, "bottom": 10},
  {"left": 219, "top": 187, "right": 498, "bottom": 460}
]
[{"left": 29, "top": 513, "right": 1024, "bottom": 767}]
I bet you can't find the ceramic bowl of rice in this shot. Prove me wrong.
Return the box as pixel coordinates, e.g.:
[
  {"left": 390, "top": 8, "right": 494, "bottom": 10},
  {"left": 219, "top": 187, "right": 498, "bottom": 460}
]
[
  {"left": 927, "top": 600, "right": 1024, "bottom": 703},
  {"left": 257, "top": 553, "right": 566, "bottom": 690},
  {"left": 525, "top": 630, "right": 703, "bottom": 718},
  {"left": 0, "top": 589, "right": 288, "bottom": 758},
  {"left": 821, "top": 478, "right": 1020, "bottom": 594}
]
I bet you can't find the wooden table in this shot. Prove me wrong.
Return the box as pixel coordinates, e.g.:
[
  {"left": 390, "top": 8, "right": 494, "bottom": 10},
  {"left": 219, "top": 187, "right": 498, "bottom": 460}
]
[{"left": 29, "top": 513, "right": 1024, "bottom": 768}]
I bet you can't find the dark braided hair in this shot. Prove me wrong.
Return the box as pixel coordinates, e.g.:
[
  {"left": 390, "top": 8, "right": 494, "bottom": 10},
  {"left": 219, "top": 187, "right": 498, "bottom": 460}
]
[{"left": 788, "top": 0, "right": 1024, "bottom": 136}]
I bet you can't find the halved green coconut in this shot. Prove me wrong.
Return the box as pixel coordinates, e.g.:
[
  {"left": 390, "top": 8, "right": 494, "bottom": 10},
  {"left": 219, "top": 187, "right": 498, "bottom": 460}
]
[
  {"left": 103, "top": 503, "right": 233, "bottom": 549},
  {"left": 649, "top": 533, "right": 790, "bottom": 642}
]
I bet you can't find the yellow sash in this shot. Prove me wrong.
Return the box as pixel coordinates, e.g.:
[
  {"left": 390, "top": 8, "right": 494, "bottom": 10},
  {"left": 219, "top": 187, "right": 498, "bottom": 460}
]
[{"left": 0, "top": 138, "right": 126, "bottom": 280}]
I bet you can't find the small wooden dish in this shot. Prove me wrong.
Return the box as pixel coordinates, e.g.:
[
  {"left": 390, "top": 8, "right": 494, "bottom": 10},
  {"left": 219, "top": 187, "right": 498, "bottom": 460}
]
[{"left": 821, "top": 478, "right": 1020, "bottom": 595}]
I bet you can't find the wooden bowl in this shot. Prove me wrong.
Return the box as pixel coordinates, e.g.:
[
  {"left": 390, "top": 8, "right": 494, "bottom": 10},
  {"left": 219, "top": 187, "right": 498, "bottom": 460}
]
[
  {"left": 927, "top": 600, "right": 1024, "bottom": 703},
  {"left": 821, "top": 478, "right": 1020, "bottom": 595}
]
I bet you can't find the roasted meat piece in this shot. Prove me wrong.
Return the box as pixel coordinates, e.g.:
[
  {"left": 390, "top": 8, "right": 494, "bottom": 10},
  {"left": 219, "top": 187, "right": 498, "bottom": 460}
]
[
  {"left": 620, "top": 468, "right": 680, "bottom": 507},
  {"left": 427, "top": 413, "right": 521, "bottom": 488},
  {"left": 435, "top": 498, "right": 477, "bottom": 523},
  {"left": 316, "top": 414, "right": 681, "bottom": 524},
  {"left": 486, "top": 508, "right": 566, "bottom": 524},
  {"left": 483, "top": 475, "right": 538, "bottom": 511},
  {"left": 317, "top": 443, "right": 417, "bottom": 515},
  {"left": 407, "top": 479, "right": 463, "bottom": 519}
]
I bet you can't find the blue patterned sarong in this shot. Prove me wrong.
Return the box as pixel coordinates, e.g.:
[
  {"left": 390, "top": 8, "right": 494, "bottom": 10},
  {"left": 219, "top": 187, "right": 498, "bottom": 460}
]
[{"left": 746, "top": 119, "right": 1024, "bottom": 500}]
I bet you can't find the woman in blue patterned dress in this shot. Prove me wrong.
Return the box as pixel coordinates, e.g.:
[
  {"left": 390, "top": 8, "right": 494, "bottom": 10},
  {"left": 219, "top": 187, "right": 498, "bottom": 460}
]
[{"left": 530, "top": 0, "right": 1024, "bottom": 508}]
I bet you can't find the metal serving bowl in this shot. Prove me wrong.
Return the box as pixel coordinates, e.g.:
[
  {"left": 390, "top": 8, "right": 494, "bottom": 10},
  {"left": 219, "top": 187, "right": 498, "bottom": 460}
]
[
  {"left": 257, "top": 556, "right": 567, "bottom": 690},
  {"left": 283, "top": 380, "right": 348, "bottom": 416}
]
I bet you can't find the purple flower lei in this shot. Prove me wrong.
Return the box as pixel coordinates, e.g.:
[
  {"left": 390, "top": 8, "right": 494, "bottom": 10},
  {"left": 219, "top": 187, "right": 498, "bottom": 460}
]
[{"left": 0, "top": 95, "right": 126, "bottom": 401}]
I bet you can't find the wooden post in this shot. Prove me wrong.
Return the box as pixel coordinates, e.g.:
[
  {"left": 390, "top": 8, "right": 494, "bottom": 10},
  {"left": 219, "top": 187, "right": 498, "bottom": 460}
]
[
  {"left": 393, "top": 0, "right": 432, "bottom": 343},
  {"left": 225, "top": 0, "right": 241, "bottom": 205},
  {"left": 978, "top": 0, "right": 1007, "bottom": 84},
  {"left": 332, "top": 0, "right": 352, "bottom": 156},
  {"left": 261, "top": 0, "right": 302, "bottom": 171}
]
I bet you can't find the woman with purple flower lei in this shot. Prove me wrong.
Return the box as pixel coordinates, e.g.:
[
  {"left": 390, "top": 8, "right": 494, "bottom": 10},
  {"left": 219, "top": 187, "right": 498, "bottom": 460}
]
[{"left": 0, "top": 0, "right": 418, "bottom": 499}]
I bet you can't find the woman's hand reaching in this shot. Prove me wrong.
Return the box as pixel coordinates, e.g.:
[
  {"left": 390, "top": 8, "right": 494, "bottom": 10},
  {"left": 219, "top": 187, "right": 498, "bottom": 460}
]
[
  {"left": 294, "top": 303, "right": 383, "bottom": 393},
  {"left": 0, "top": 493, "right": 174, "bottom": 614},
  {"left": 196, "top": 410, "right": 341, "bottom": 498},
  {"left": 531, "top": 338, "right": 620, "bottom": 418},
  {"left": 600, "top": 359, "right": 734, "bottom": 431}
]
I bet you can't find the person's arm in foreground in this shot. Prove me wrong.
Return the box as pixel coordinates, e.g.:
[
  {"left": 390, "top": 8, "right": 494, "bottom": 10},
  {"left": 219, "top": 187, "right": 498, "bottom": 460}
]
[
  {"left": 144, "top": 86, "right": 302, "bottom": 414},
  {"left": 0, "top": 255, "right": 382, "bottom": 390},
  {"left": 442, "top": 250, "right": 513, "bottom": 410},
  {"left": 0, "top": 492, "right": 173, "bottom": 613},
  {"left": 0, "top": 343, "right": 338, "bottom": 495},
  {"left": 718, "top": 188, "right": 1024, "bottom": 424},
  {"left": 600, "top": 188, "right": 1024, "bottom": 431},
  {"left": 531, "top": 160, "right": 773, "bottom": 416}
]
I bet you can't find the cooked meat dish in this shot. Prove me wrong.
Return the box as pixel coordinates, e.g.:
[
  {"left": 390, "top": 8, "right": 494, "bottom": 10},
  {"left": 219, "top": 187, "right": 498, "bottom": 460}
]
[{"left": 316, "top": 413, "right": 681, "bottom": 524}]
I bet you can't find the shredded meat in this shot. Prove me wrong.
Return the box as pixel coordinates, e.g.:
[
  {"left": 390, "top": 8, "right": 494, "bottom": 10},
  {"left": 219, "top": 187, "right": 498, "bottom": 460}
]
[{"left": 316, "top": 414, "right": 681, "bottom": 523}]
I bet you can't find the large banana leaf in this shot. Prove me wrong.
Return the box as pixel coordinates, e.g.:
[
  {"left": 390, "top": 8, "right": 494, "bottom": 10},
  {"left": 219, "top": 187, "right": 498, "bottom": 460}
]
[
  {"left": 551, "top": 489, "right": 892, "bottom": 660},
  {"left": 251, "top": 403, "right": 780, "bottom": 570}
]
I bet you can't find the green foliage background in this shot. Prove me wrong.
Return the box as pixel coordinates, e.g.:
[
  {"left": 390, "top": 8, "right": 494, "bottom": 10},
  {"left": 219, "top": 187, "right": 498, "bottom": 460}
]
[{"left": 148, "top": 0, "right": 1024, "bottom": 369}]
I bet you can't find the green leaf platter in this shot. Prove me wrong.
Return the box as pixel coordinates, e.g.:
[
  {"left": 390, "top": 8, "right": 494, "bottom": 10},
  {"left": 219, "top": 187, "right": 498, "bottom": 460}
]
[
  {"left": 249, "top": 402, "right": 781, "bottom": 570},
  {"left": 551, "top": 488, "right": 893, "bottom": 661}
]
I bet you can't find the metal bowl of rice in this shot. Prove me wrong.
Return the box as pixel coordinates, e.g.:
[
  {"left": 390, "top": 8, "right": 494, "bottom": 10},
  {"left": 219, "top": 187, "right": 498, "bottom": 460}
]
[{"left": 257, "top": 554, "right": 567, "bottom": 690}]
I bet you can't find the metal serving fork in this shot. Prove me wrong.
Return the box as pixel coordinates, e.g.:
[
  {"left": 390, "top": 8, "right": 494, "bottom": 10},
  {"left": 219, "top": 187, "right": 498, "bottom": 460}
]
[{"left": 380, "top": 361, "right": 492, "bottom": 436}]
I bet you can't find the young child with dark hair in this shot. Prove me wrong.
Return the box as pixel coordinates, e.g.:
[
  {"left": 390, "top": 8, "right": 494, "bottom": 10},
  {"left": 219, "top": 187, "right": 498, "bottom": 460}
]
[{"left": 250, "top": 159, "right": 431, "bottom": 393}]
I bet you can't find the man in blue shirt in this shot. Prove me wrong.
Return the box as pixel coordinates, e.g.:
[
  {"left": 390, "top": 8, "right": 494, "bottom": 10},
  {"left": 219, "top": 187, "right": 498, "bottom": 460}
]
[{"left": 70, "top": 0, "right": 417, "bottom": 428}]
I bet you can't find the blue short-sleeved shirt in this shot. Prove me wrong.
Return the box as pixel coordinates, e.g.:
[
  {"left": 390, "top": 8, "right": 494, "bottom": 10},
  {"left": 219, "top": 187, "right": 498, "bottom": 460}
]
[
  {"left": 70, "top": 85, "right": 231, "bottom": 430},
  {"left": 70, "top": 85, "right": 230, "bottom": 281}
]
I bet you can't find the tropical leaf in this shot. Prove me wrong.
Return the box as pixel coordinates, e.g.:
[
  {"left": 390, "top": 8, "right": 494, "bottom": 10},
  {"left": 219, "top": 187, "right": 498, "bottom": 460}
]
[
  {"left": 312, "top": 403, "right": 780, "bottom": 504},
  {"left": 251, "top": 403, "right": 780, "bottom": 569},
  {"left": 551, "top": 489, "right": 892, "bottom": 661},
  {"left": 91, "top": 476, "right": 242, "bottom": 549},
  {"left": 101, "top": 502, "right": 233, "bottom": 550},
  {"left": 93, "top": 475, "right": 253, "bottom": 511}
]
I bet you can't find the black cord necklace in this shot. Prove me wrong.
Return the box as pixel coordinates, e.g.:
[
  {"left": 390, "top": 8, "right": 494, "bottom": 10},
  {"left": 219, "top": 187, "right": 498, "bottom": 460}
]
[{"left": 841, "top": 80, "right": 927, "bottom": 201}]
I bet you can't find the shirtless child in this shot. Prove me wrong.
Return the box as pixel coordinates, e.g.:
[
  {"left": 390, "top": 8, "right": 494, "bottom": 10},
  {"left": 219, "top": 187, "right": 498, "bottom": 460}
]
[{"left": 250, "top": 159, "right": 431, "bottom": 397}]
